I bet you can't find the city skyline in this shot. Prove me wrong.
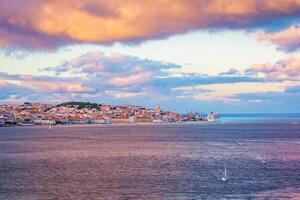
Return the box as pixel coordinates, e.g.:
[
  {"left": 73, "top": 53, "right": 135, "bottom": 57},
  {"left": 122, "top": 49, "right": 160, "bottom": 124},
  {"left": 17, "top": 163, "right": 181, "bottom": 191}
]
[
  {"left": 1, "top": 101, "right": 210, "bottom": 126},
  {"left": 1, "top": 1, "right": 300, "bottom": 113}
]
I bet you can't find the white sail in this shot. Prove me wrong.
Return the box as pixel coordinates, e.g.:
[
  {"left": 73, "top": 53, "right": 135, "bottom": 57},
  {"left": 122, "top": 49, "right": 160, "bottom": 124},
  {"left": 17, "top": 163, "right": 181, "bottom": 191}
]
[
  {"left": 224, "top": 162, "right": 227, "bottom": 177},
  {"left": 221, "top": 161, "right": 228, "bottom": 181}
]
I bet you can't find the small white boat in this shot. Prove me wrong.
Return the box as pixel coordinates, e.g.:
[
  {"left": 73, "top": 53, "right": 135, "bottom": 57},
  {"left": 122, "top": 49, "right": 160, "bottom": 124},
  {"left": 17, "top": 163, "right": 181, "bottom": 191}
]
[
  {"left": 18, "top": 123, "right": 34, "bottom": 126},
  {"left": 221, "top": 162, "right": 228, "bottom": 182},
  {"left": 48, "top": 124, "right": 52, "bottom": 129},
  {"left": 153, "top": 119, "right": 163, "bottom": 123},
  {"left": 207, "top": 112, "right": 221, "bottom": 122}
]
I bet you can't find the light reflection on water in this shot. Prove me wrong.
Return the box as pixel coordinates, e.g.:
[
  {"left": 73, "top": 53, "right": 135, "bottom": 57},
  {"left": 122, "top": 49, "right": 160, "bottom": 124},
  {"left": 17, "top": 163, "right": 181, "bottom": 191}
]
[{"left": 0, "top": 122, "right": 299, "bottom": 199}]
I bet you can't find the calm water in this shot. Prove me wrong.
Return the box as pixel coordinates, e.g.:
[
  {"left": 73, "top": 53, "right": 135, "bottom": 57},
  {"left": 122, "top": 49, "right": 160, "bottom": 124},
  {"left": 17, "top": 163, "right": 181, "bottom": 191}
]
[
  {"left": 221, "top": 113, "right": 300, "bottom": 122},
  {"left": 0, "top": 122, "right": 300, "bottom": 199}
]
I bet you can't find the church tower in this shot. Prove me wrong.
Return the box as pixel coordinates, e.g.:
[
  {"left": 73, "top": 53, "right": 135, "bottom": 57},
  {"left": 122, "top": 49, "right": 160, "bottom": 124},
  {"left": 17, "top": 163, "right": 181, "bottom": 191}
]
[{"left": 155, "top": 104, "right": 161, "bottom": 113}]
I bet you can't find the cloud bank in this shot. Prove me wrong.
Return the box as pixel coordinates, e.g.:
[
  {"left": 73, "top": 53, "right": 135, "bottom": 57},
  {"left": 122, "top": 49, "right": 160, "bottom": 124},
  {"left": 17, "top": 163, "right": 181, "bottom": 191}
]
[
  {"left": 2, "top": 50, "right": 300, "bottom": 112},
  {"left": 2, "top": 0, "right": 300, "bottom": 49},
  {"left": 0, "top": 51, "right": 267, "bottom": 104}
]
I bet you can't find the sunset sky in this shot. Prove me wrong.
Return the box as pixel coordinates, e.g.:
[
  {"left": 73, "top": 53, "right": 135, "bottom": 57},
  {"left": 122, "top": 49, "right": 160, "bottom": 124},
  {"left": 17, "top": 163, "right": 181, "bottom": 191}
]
[{"left": 1, "top": 0, "right": 300, "bottom": 113}]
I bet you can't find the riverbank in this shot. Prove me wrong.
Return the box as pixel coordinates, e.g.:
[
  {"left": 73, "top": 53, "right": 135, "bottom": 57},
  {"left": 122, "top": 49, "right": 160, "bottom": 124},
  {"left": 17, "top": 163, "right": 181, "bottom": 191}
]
[{"left": 0, "top": 121, "right": 217, "bottom": 128}]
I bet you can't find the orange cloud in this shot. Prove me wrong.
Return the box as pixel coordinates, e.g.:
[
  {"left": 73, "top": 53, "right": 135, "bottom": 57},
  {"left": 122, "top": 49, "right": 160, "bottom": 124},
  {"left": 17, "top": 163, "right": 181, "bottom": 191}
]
[{"left": 2, "top": 0, "right": 300, "bottom": 49}]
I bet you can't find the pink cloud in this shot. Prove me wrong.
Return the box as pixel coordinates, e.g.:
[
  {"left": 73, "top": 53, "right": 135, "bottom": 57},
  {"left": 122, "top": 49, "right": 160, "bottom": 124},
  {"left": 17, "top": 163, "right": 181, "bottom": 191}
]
[
  {"left": 21, "top": 79, "right": 94, "bottom": 93},
  {"left": 247, "top": 56, "right": 300, "bottom": 81},
  {"left": 108, "top": 72, "right": 153, "bottom": 87},
  {"left": 256, "top": 25, "right": 300, "bottom": 52},
  {"left": 173, "top": 81, "right": 300, "bottom": 103},
  {"left": 45, "top": 51, "right": 180, "bottom": 90},
  {"left": 0, "top": 74, "right": 94, "bottom": 94}
]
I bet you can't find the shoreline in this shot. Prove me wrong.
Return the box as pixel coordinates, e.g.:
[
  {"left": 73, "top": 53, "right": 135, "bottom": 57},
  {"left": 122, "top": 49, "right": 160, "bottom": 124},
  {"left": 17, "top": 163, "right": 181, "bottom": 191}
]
[
  {"left": 0, "top": 121, "right": 214, "bottom": 128},
  {"left": 2, "top": 119, "right": 300, "bottom": 128}
]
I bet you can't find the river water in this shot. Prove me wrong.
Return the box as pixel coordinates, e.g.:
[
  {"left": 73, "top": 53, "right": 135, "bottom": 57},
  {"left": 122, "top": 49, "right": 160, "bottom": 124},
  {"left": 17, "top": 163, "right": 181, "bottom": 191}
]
[{"left": 0, "top": 122, "right": 299, "bottom": 199}]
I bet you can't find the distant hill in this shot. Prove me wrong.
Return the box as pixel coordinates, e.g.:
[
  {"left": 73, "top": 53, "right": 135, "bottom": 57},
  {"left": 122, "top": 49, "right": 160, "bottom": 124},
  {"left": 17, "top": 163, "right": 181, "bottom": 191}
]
[{"left": 56, "top": 102, "right": 100, "bottom": 110}]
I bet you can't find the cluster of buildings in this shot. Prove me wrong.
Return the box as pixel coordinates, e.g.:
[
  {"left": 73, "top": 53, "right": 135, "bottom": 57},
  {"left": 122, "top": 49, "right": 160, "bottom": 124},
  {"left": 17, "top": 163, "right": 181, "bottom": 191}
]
[{"left": 0, "top": 102, "right": 217, "bottom": 127}]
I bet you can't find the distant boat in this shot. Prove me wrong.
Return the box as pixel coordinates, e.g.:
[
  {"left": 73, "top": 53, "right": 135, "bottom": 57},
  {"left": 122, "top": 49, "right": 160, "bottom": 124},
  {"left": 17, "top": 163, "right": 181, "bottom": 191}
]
[
  {"left": 221, "top": 162, "right": 228, "bottom": 182},
  {"left": 48, "top": 124, "right": 52, "bottom": 129},
  {"left": 207, "top": 112, "right": 221, "bottom": 122},
  {"left": 18, "top": 122, "right": 34, "bottom": 126},
  {"left": 153, "top": 119, "right": 163, "bottom": 123}
]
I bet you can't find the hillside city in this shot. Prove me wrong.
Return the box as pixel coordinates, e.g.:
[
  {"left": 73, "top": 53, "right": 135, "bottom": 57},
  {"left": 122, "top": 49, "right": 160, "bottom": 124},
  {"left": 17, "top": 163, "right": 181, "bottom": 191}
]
[{"left": 0, "top": 102, "right": 219, "bottom": 126}]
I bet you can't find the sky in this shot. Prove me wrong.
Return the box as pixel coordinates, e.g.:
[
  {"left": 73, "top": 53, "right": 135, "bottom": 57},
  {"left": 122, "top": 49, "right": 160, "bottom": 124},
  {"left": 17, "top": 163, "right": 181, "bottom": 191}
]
[{"left": 1, "top": 0, "right": 300, "bottom": 113}]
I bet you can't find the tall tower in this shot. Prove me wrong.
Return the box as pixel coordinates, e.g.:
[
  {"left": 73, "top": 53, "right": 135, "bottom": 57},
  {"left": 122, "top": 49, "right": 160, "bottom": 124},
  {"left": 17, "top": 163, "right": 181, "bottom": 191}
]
[{"left": 155, "top": 104, "right": 161, "bottom": 113}]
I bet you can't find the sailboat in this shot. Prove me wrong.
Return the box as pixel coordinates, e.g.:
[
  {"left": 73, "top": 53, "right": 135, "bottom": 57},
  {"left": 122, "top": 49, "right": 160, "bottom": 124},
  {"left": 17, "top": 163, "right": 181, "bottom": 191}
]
[{"left": 221, "top": 162, "right": 228, "bottom": 182}]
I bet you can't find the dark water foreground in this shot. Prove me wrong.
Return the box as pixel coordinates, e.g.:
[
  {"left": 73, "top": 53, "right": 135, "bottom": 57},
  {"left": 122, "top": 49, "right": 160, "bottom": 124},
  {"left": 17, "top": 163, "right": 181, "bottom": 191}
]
[{"left": 0, "top": 122, "right": 299, "bottom": 199}]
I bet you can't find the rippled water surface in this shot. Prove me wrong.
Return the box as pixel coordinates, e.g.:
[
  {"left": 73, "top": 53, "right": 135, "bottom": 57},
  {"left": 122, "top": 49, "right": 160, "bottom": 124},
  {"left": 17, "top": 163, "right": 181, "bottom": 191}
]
[{"left": 0, "top": 122, "right": 300, "bottom": 199}]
